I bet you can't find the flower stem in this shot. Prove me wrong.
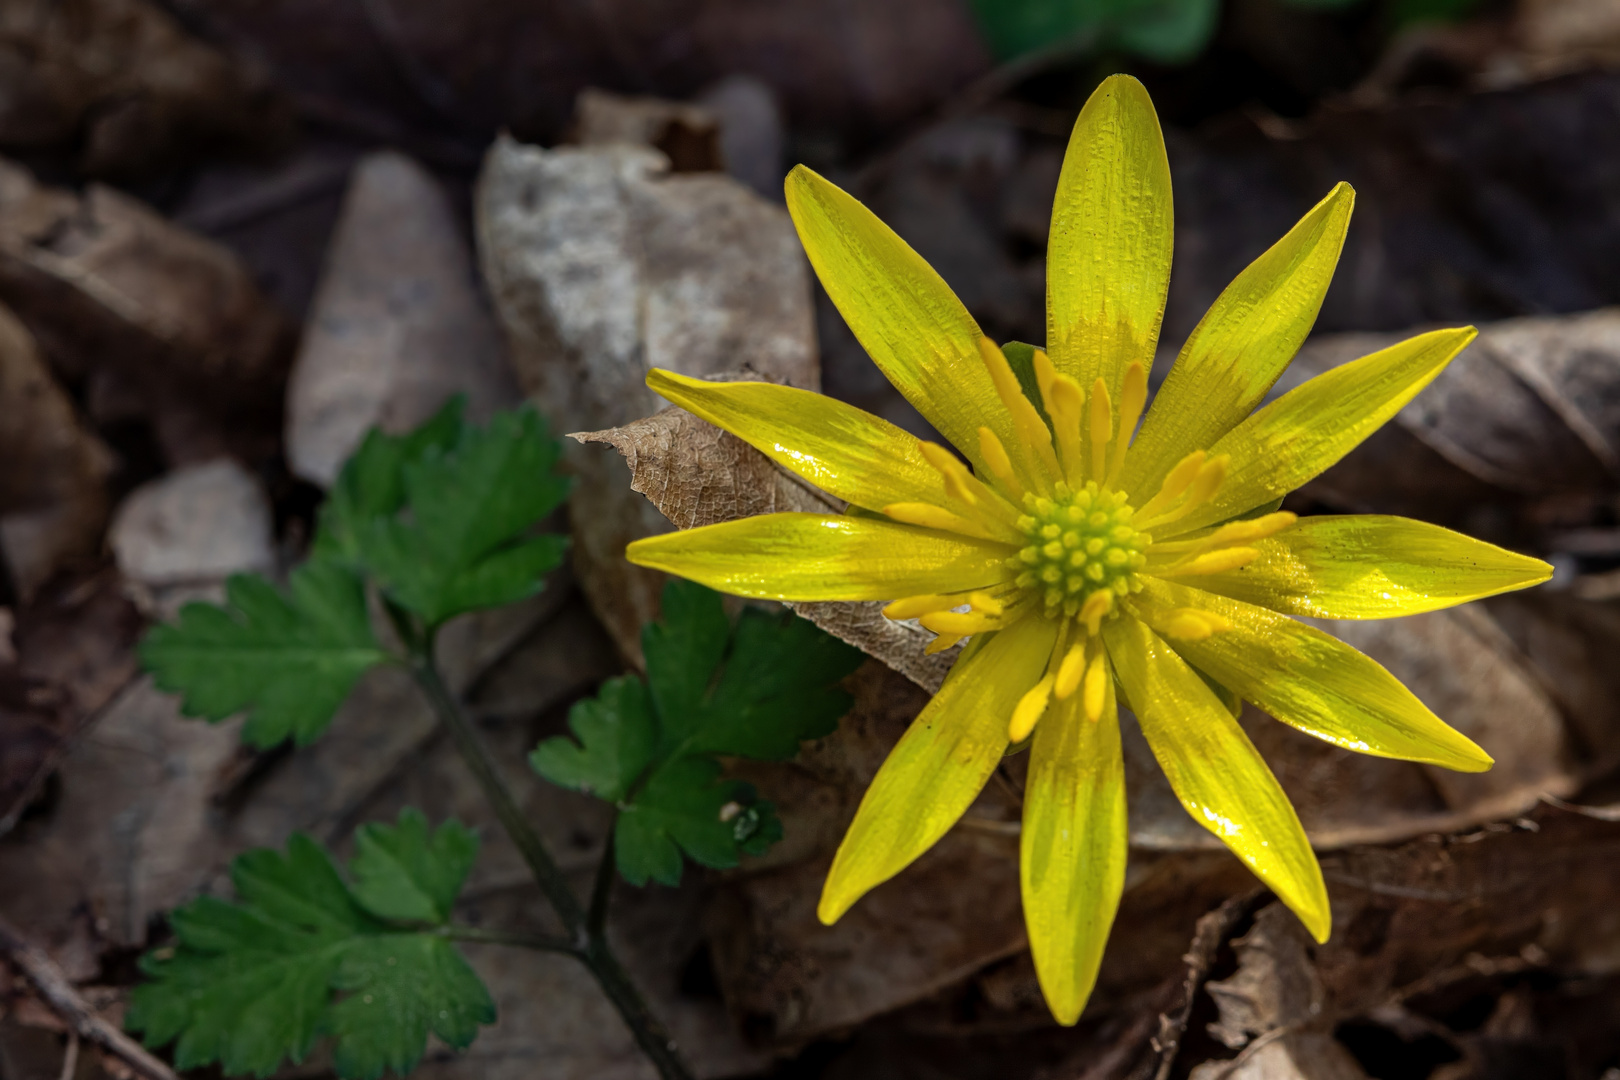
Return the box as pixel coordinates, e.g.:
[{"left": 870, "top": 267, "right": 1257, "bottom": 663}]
[{"left": 405, "top": 623, "right": 694, "bottom": 1080}]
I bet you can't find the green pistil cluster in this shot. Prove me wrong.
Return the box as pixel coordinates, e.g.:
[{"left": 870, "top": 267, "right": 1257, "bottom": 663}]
[{"left": 1010, "top": 481, "right": 1147, "bottom": 619}]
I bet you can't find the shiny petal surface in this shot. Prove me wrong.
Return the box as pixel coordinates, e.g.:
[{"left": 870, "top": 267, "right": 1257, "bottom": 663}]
[
  {"left": 1104, "top": 614, "right": 1330, "bottom": 941},
  {"left": 647, "top": 369, "right": 950, "bottom": 512},
  {"left": 1124, "top": 183, "right": 1355, "bottom": 498},
  {"left": 785, "top": 165, "right": 1012, "bottom": 470},
  {"left": 1022, "top": 679, "right": 1127, "bottom": 1025},
  {"left": 1047, "top": 74, "right": 1173, "bottom": 406},
  {"left": 626, "top": 514, "right": 1013, "bottom": 601},
  {"left": 1188, "top": 515, "right": 1552, "bottom": 619},
  {"left": 1133, "top": 577, "right": 1493, "bottom": 771},
  {"left": 820, "top": 615, "right": 1059, "bottom": 922},
  {"left": 1167, "top": 327, "right": 1477, "bottom": 536}
]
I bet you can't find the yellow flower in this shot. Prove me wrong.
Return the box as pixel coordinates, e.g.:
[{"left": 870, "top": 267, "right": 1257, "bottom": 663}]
[{"left": 625, "top": 75, "right": 1551, "bottom": 1023}]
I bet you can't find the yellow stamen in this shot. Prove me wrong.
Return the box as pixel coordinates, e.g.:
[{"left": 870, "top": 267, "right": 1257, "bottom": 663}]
[
  {"left": 919, "top": 610, "right": 1001, "bottom": 636},
  {"left": 1134, "top": 450, "right": 1206, "bottom": 521},
  {"left": 1159, "top": 547, "right": 1261, "bottom": 576},
  {"left": 1053, "top": 641, "right": 1087, "bottom": 699},
  {"left": 1088, "top": 377, "right": 1112, "bottom": 484},
  {"left": 1151, "top": 511, "right": 1298, "bottom": 555},
  {"left": 918, "top": 441, "right": 979, "bottom": 506},
  {"left": 978, "top": 427, "right": 1023, "bottom": 501},
  {"left": 1032, "top": 348, "right": 1058, "bottom": 413},
  {"left": 967, "top": 591, "right": 1004, "bottom": 616},
  {"left": 882, "top": 594, "right": 958, "bottom": 620},
  {"left": 1135, "top": 455, "right": 1230, "bottom": 531},
  {"left": 1082, "top": 651, "right": 1109, "bottom": 722},
  {"left": 1106, "top": 362, "right": 1148, "bottom": 486},
  {"left": 1007, "top": 673, "right": 1056, "bottom": 743},
  {"left": 1048, "top": 374, "right": 1086, "bottom": 484},
  {"left": 924, "top": 633, "right": 964, "bottom": 655},
  {"left": 978, "top": 336, "right": 1061, "bottom": 486},
  {"left": 1160, "top": 607, "right": 1235, "bottom": 640},
  {"left": 1080, "top": 590, "right": 1113, "bottom": 636},
  {"left": 882, "top": 502, "right": 987, "bottom": 537}
]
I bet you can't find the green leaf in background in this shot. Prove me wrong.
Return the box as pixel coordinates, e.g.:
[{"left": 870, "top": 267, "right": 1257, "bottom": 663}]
[
  {"left": 362, "top": 407, "right": 571, "bottom": 627},
  {"left": 313, "top": 398, "right": 465, "bottom": 568},
  {"left": 127, "top": 816, "right": 493, "bottom": 1080},
  {"left": 140, "top": 560, "right": 391, "bottom": 748},
  {"left": 967, "top": 0, "right": 1221, "bottom": 65},
  {"left": 349, "top": 809, "right": 480, "bottom": 924},
  {"left": 531, "top": 580, "right": 863, "bottom": 886}
]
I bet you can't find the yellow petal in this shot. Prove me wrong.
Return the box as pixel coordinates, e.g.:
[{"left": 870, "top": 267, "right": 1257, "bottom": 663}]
[
  {"left": 1022, "top": 672, "right": 1127, "bottom": 1025},
  {"left": 646, "top": 369, "right": 950, "bottom": 513},
  {"left": 626, "top": 513, "right": 1013, "bottom": 601},
  {"left": 1124, "top": 183, "right": 1355, "bottom": 498},
  {"left": 1046, "top": 74, "right": 1173, "bottom": 407},
  {"left": 1103, "top": 614, "right": 1330, "bottom": 942},
  {"left": 820, "top": 614, "right": 1059, "bottom": 922},
  {"left": 1190, "top": 514, "right": 1552, "bottom": 618},
  {"left": 1163, "top": 327, "right": 1477, "bottom": 537},
  {"left": 1131, "top": 577, "right": 1493, "bottom": 772},
  {"left": 785, "top": 166, "right": 1013, "bottom": 471}
]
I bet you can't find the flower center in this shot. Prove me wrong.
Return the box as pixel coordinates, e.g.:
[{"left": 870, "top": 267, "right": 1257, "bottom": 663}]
[{"left": 1011, "top": 480, "right": 1146, "bottom": 624}]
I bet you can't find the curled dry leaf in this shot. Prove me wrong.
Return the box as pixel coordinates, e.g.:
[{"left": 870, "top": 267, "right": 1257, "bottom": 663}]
[{"left": 0, "top": 157, "right": 294, "bottom": 466}]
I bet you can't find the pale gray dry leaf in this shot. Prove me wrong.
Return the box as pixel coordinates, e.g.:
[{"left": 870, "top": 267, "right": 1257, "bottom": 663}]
[
  {"left": 286, "top": 150, "right": 519, "bottom": 488},
  {"left": 0, "top": 304, "right": 113, "bottom": 597},
  {"left": 573, "top": 89, "right": 724, "bottom": 174},
  {"left": 476, "top": 134, "right": 817, "bottom": 662},
  {"left": 0, "top": 157, "right": 293, "bottom": 465}
]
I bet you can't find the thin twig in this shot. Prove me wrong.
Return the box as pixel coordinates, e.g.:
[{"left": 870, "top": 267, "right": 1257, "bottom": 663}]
[
  {"left": 0, "top": 913, "right": 179, "bottom": 1080},
  {"left": 57, "top": 1031, "right": 79, "bottom": 1080}
]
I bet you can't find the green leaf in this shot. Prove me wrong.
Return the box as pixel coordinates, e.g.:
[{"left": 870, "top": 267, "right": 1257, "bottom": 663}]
[
  {"left": 1000, "top": 341, "right": 1052, "bottom": 430},
  {"left": 532, "top": 581, "right": 861, "bottom": 885},
  {"left": 529, "top": 676, "right": 658, "bottom": 802},
  {"left": 128, "top": 819, "right": 495, "bottom": 1080},
  {"left": 364, "top": 407, "right": 571, "bottom": 627},
  {"left": 313, "top": 398, "right": 465, "bottom": 567},
  {"left": 140, "top": 560, "right": 392, "bottom": 749},
  {"left": 615, "top": 758, "right": 782, "bottom": 886},
  {"left": 349, "top": 809, "right": 479, "bottom": 925},
  {"left": 966, "top": 0, "right": 1219, "bottom": 64}
]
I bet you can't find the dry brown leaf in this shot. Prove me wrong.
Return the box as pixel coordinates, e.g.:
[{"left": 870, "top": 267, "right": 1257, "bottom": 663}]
[
  {"left": 0, "top": 157, "right": 293, "bottom": 466},
  {"left": 0, "top": 304, "right": 113, "bottom": 597},
  {"left": 0, "top": 0, "right": 285, "bottom": 178}
]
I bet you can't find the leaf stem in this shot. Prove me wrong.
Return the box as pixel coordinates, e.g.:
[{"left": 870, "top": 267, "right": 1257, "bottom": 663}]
[
  {"left": 438, "top": 926, "right": 576, "bottom": 954},
  {"left": 405, "top": 618, "right": 694, "bottom": 1080},
  {"left": 588, "top": 814, "right": 618, "bottom": 940}
]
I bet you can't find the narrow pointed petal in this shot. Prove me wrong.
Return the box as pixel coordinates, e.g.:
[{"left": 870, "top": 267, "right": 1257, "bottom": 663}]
[
  {"left": 1124, "top": 183, "right": 1355, "bottom": 497},
  {"left": 785, "top": 166, "right": 1014, "bottom": 470},
  {"left": 1162, "top": 327, "right": 1477, "bottom": 537},
  {"left": 627, "top": 514, "right": 1013, "bottom": 601},
  {"left": 820, "top": 615, "right": 1059, "bottom": 922},
  {"left": 1047, "top": 74, "right": 1173, "bottom": 405},
  {"left": 1187, "top": 515, "right": 1553, "bottom": 619},
  {"left": 1104, "top": 614, "right": 1330, "bottom": 942},
  {"left": 1022, "top": 680, "right": 1127, "bottom": 1025},
  {"left": 646, "top": 369, "right": 953, "bottom": 512},
  {"left": 1131, "top": 578, "right": 1493, "bottom": 772}
]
